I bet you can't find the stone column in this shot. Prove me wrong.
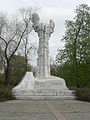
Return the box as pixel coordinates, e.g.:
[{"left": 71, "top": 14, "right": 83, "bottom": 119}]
[{"left": 32, "top": 13, "right": 55, "bottom": 79}]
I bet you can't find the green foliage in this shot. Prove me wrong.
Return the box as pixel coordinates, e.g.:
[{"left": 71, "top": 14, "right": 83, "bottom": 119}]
[
  {"left": 9, "top": 55, "right": 28, "bottom": 86},
  {"left": 27, "top": 64, "right": 32, "bottom": 71},
  {"left": 51, "top": 63, "right": 90, "bottom": 88},
  {"left": 56, "top": 4, "right": 90, "bottom": 88},
  {"left": 0, "top": 55, "right": 32, "bottom": 102},
  {"left": 0, "top": 55, "right": 32, "bottom": 87},
  {"left": 0, "top": 74, "right": 4, "bottom": 85},
  {"left": 0, "top": 87, "right": 15, "bottom": 102},
  {"left": 56, "top": 4, "right": 90, "bottom": 65},
  {"left": 0, "top": 54, "right": 33, "bottom": 102}
]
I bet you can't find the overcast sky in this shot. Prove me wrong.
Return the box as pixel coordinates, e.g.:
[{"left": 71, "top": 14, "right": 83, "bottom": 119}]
[{"left": 0, "top": 0, "right": 90, "bottom": 64}]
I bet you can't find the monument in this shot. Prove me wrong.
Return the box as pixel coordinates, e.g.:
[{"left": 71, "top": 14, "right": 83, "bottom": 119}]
[
  {"left": 12, "top": 13, "right": 75, "bottom": 99},
  {"left": 31, "top": 13, "right": 55, "bottom": 78}
]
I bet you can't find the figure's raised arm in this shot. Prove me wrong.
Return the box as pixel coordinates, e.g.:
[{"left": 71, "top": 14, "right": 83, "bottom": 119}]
[
  {"left": 49, "top": 19, "right": 55, "bottom": 34},
  {"left": 31, "top": 13, "right": 40, "bottom": 31}
]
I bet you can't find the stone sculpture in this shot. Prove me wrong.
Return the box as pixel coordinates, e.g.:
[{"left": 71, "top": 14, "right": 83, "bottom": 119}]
[
  {"left": 32, "top": 13, "right": 55, "bottom": 78},
  {"left": 12, "top": 13, "right": 75, "bottom": 100}
]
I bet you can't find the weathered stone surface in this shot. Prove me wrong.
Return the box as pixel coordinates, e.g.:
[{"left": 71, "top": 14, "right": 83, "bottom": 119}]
[
  {"left": 12, "top": 72, "right": 75, "bottom": 99},
  {"left": 12, "top": 13, "right": 75, "bottom": 100},
  {"left": 32, "top": 13, "right": 55, "bottom": 78},
  {"left": 13, "top": 72, "right": 35, "bottom": 91}
]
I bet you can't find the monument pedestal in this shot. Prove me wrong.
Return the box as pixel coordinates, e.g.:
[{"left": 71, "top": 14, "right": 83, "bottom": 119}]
[{"left": 12, "top": 72, "right": 75, "bottom": 100}]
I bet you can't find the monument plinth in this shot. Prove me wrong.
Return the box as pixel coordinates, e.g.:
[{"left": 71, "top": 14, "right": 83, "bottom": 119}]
[{"left": 12, "top": 13, "right": 75, "bottom": 100}]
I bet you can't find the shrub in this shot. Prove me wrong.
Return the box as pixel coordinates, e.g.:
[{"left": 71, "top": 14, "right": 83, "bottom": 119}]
[
  {"left": 76, "top": 89, "right": 90, "bottom": 102},
  {"left": 0, "top": 74, "right": 4, "bottom": 85},
  {"left": 0, "top": 87, "right": 15, "bottom": 102}
]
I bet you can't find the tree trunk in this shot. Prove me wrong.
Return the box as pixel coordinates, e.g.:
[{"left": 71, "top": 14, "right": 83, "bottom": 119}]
[
  {"left": 25, "top": 54, "right": 28, "bottom": 72},
  {"left": 5, "top": 64, "right": 10, "bottom": 85},
  {"left": 25, "top": 58, "right": 28, "bottom": 72}
]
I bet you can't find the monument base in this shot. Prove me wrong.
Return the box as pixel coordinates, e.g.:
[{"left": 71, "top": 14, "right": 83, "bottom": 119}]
[{"left": 12, "top": 72, "right": 75, "bottom": 100}]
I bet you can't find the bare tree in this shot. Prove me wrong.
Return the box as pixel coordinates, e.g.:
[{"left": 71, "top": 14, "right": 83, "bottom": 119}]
[
  {"left": 0, "top": 8, "right": 33, "bottom": 85},
  {"left": 20, "top": 32, "right": 37, "bottom": 72}
]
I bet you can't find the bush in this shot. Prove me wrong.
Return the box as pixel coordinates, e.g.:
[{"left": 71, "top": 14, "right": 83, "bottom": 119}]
[
  {"left": 0, "top": 74, "right": 4, "bottom": 85},
  {"left": 76, "top": 89, "right": 90, "bottom": 102},
  {"left": 0, "top": 87, "right": 15, "bottom": 102}
]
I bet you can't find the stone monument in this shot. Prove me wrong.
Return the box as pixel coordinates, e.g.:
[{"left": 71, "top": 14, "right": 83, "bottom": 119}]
[
  {"left": 12, "top": 13, "right": 75, "bottom": 99},
  {"left": 31, "top": 13, "right": 55, "bottom": 78}
]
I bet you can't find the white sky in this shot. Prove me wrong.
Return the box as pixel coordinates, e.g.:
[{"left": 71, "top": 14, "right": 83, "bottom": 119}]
[{"left": 0, "top": 0, "right": 90, "bottom": 65}]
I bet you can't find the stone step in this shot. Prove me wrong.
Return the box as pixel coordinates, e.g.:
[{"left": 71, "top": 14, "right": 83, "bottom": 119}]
[
  {"left": 13, "top": 89, "right": 75, "bottom": 100},
  {"left": 13, "top": 90, "right": 75, "bottom": 96},
  {"left": 14, "top": 95, "right": 76, "bottom": 100}
]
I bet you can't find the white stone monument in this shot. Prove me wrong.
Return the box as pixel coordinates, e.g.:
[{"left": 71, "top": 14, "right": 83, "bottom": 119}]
[
  {"left": 31, "top": 13, "right": 55, "bottom": 79},
  {"left": 12, "top": 13, "right": 75, "bottom": 99}
]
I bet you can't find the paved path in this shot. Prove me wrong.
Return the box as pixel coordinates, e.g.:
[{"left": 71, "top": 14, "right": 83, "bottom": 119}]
[{"left": 0, "top": 100, "right": 90, "bottom": 120}]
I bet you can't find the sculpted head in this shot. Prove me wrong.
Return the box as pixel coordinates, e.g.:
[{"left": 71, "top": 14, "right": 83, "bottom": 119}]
[{"left": 32, "top": 13, "right": 40, "bottom": 24}]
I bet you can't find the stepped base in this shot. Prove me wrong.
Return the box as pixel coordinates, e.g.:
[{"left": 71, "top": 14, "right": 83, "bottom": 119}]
[
  {"left": 12, "top": 72, "right": 75, "bottom": 100},
  {"left": 15, "top": 96, "right": 75, "bottom": 100},
  {"left": 13, "top": 90, "right": 75, "bottom": 100}
]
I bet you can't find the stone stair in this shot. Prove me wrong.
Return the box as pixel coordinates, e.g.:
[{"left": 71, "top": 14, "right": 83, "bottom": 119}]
[
  {"left": 12, "top": 89, "right": 75, "bottom": 100},
  {"left": 12, "top": 72, "right": 76, "bottom": 100}
]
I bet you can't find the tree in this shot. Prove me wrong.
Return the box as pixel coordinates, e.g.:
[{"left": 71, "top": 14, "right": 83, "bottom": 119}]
[
  {"left": 20, "top": 31, "right": 37, "bottom": 72},
  {"left": 10, "top": 55, "right": 27, "bottom": 86},
  {"left": 0, "top": 8, "right": 33, "bottom": 85},
  {"left": 56, "top": 4, "right": 90, "bottom": 87},
  {"left": 0, "top": 46, "right": 4, "bottom": 73}
]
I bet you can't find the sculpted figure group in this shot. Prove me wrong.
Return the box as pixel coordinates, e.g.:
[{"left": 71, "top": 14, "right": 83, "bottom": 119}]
[{"left": 32, "top": 13, "right": 55, "bottom": 78}]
